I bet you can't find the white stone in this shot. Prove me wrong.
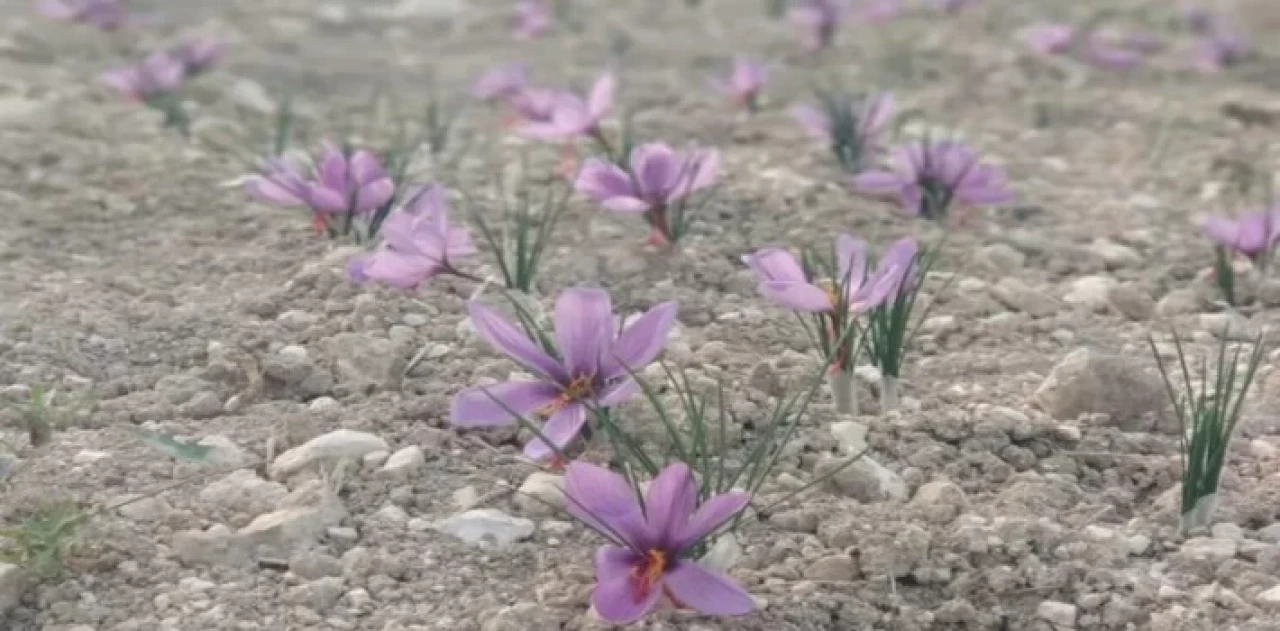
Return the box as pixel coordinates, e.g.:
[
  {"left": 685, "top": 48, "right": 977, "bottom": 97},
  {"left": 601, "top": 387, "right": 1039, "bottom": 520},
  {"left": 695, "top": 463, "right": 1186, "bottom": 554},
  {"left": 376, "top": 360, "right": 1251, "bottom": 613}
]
[
  {"left": 1036, "top": 600, "right": 1078, "bottom": 627},
  {"left": 0, "top": 563, "right": 25, "bottom": 615},
  {"left": 433, "top": 509, "right": 535, "bottom": 548},
  {"left": 1063, "top": 276, "right": 1116, "bottom": 312},
  {"left": 514, "top": 472, "right": 565, "bottom": 516},
  {"left": 270, "top": 430, "right": 388, "bottom": 479},
  {"left": 1256, "top": 585, "right": 1280, "bottom": 610},
  {"left": 72, "top": 450, "right": 111, "bottom": 464},
  {"left": 830, "top": 421, "right": 869, "bottom": 455},
  {"left": 378, "top": 446, "right": 425, "bottom": 479}
]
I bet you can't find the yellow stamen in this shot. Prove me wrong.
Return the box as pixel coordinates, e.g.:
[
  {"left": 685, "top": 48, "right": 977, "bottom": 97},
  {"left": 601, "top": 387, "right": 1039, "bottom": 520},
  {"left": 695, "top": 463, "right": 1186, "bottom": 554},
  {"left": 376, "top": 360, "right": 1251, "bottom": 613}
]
[
  {"left": 536, "top": 375, "right": 594, "bottom": 418},
  {"left": 630, "top": 549, "right": 667, "bottom": 602}
]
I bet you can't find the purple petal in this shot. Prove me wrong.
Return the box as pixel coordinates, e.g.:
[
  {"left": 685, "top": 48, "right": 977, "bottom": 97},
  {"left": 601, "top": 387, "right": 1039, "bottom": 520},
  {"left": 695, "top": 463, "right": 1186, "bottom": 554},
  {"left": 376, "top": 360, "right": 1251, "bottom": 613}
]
[
  {"left": 553, "top": 288, "right": 616, "bottom": 379},
  {"left": 348, "top": 151, "right": 387, "bottom": 186},
  {"left": 349, "top": 250, "right": 437, "bottom": 289},
  {"left": 835, "top": 234, "right": 867, "bottom": 287},
  {"left": 680, "top": 149, "right": 720, "bottom": 196},
  {"left": 630, "top": 143, "right": 679, "bottom": 202},
  {"left": 592, "top": 546, "right": 661, "bottom": 623},
  {"left": 955, "top": 168, "right": 1014, "bottom": 206},
  {"left": 759, "top": 281, "right": 834, "bottom": 312},
  {"left": 354, "top": 178, "right": 395, "bottom": 213},
  {"left": 317, "top": 149, "right": 349, "bottom": 193},
  {"left": 852, "top": 170, "right": 906, "bottom": 197},
  {"left": 523, "top": 403, "right": 587, "bottom": 460},
  {"left": 39, "top": 0, "right": 77, "bottom": 19},
  {"left": 305, "top": 186, "right": 348, "bottom": 214},
  {"left": 791, "top": 104, "right": 831, "bottom": 139},
  {"left": 604, "top": 302, "right": 677, "bottom": 380},
  {"left": 245, "top": 176, "right": 305, "bottom": 207},
  {"left": 602, "top": 197, "right": 653, "bottom": 213},
  {"left": 565, "top": 463, "right": 647, "bottom": 548},
  {"left": 743, "top": 248, "right": 807, "bottom": 283},
  {"left": 1022, "top": 24, "right": 1075, "bottom": 55},
  {"left": 587, "top": 73, "right": 616, "bottom": 121},
  {"left": 406, "top": 184, "right": 449, "bottom": 217},
  {"left": 468, "top": 301, "right": 568, "bottom": 383},
  {"left": 575, "top": 159, "right": 637, "bottom": 203},
  {"left": 596, "top": 378, "right": 639, "bottom": 407},
  {"left": 860, "top": 93, "right": 896, "bottom": 137},
  {"left": 673, "top": 492, "right": 750, "bottom": 552},
  {"left": 662, "top": 561, "right": 755, "bottom": 616},
  {"left": 449, "top": 380, "right": 561, "bottom": 427},
  {"left": 472, "top": 62, "right": 529, "bottom": 100},
  {"left": 642, "top": 463, "right": 697, "bottom": 547}
]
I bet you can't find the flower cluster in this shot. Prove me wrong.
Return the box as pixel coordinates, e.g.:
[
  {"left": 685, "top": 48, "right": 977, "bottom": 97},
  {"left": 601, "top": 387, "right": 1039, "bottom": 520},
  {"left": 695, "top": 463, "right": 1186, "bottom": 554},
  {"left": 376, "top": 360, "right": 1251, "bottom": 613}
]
[{"left": 245, "top": 142, "right": 396, "bottom": 238}]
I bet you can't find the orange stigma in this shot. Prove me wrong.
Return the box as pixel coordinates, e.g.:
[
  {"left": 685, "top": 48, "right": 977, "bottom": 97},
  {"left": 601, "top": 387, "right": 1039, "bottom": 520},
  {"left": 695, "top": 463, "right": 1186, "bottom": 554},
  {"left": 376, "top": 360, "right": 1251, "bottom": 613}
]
[
  {"left": 630, "top": 549, "right": 667, "bottom": 602},
  {"left": 537, "top": 375, "right": 594, "bottom": 418}
]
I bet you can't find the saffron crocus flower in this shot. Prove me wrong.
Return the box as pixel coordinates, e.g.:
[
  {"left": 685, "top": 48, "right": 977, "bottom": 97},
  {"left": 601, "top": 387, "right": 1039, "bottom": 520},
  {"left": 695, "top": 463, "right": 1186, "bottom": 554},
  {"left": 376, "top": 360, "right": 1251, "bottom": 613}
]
[
  {"left": 513, "top": 0, "right": 551, "bottom": 39},
  {"left": 516, "top": 74, "right": 616, "bottom": 141},
  {"left": 1193, "top": 27, "right": 1251, "bottom": 71},
  {"left": 743, "top": 234, "right": 903, "bottom": 316},
  {"left": 450, "top": 288, "right": 677, "bottom": 460},
  {"left": 853, "top": 140, "right": 1012, "bottom": 220},
  {"left": 100, "top": 53, "right": 187, "bottom": 101},
  {"left": 38, "top": 0, "right": 127, "bottom": 29},
  {"left": 1201, "top": 211, "right": 1280, "bottom": 266},
  {"left": 712, "top": 56, "right": 767, "bottom": 112},
  {"left": 575, "top": 142, "right": 719, "bottom": 246},
  {"left": 245, "top": 143, "right": 395, "bottom": 232},
  {"left": 168, "top": 37, "right": 225, "bottom": 76},
  {"left": 348, "top": 186, "right": 476, "bottom": 288},
  {"left": 791, "top": 0, "right": 843, "bottom": 52},
  {"left": 792, "top": 93, "right": 894, "bottom": 173},
  {"left": 1021, "top": 24, "right": 1075, "bottom": 56},
  {"left": 565, "top": 461, "right": 753, "bottom": 624},
  {"left": 472, "top": 62, "right": 530, "bottom": 102}
]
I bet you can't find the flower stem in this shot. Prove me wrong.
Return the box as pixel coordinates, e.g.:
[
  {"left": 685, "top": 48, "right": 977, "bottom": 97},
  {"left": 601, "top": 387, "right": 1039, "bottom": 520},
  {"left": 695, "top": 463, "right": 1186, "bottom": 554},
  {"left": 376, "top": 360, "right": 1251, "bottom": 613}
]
[
  {"left": 827, "top": 370, "right": 857, "bottom": 416},
  {"left": 880, "top": 375, "right": 901, "bottom": 412}
]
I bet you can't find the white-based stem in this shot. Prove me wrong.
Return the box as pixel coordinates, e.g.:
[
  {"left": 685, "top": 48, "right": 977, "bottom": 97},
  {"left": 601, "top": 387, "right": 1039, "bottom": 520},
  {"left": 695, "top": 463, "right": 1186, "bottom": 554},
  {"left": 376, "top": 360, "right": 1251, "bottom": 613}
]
[
  {"left": 828, "top": 370, "right": 857, "bottom": 417},
  {"left": 1180, "top": 492, "right": 1219, "bottom": 534},
  {"left": 880, "top": 375, "right": 901, "bottom": 412}
]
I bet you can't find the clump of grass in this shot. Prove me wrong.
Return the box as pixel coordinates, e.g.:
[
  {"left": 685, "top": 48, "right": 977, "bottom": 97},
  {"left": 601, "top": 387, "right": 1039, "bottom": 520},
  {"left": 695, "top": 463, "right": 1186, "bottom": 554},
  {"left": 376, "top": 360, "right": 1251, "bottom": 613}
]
[
  {"left": 0, "top": 501, "right": 90, "bottom": 579},
  {"left": 2, "top": 385, "right": 93, "bottom": 448},
  {"left": 464, "top": 157, "right": 568, "bottom": 294},
  {"left": 864, "top": 241, "right": 947, "bottom": 411},
  {"left": 1148, "top": 328, "right": 1264, "bottom": 533}
]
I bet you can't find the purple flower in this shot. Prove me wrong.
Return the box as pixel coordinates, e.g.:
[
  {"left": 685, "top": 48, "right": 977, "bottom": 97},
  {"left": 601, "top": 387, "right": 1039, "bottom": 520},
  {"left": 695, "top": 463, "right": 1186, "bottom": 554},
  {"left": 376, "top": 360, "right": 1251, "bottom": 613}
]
[
  {"left": 565, "top": 461, "right": 754, "bottom": 624},
  {"left": 855, "top": 0, "right": 901, "bottom": 23},
  {"left": 472, "top": 62, "right": 530, "bottom": 102},
  {"left": 575, "top": 143, "right": 719, "bottom": 245},
  {"left": 712, "top": 56, "right": 767, "bottom": 111},
  {"left": 1182, "top": 4, "right": 1216, "bottom": 34},
  {"left": 853, "top": 140, "right": 1012, "bottom": 219},
  {"left": 742, "top": 234, "right": 905, "bottom": 314},
  {"left": 100, "top": 53, "right": 186, "bottom": 101},
  {"left": 1193, "top": 27, "right": 1251, "bottom": 71},
  {"left": 348, "top": 186, "right": 476, "bottom": 288},
  {"left": 168, "top": 37, "right": 226, "bottom": 76},
  {"left": 1202, "top": 211, "right": 1280, "bottom": 263},
  {"left": 245, "top": 143, "right": 395, "bottom": 218},
  {"left": 1021, "top": 24, "right": 1075, "bottom": 56},
  {"left": 792, "top": 93, "right": 895, "bottom": 172},
  {"left": 515, "top": 74, "right": 616, "bottom": 140},
  {"left": 38, "top": 0, "right": 127, "bottom": 30},
  {"left": 450, "top": 288, "right": 677, "bottom": 460},
  {"left": 791, "top": 0, "right": 843, "bottom": 51},
  {"left": 514, "top": 0, "right": 551, "bottom": 39}
]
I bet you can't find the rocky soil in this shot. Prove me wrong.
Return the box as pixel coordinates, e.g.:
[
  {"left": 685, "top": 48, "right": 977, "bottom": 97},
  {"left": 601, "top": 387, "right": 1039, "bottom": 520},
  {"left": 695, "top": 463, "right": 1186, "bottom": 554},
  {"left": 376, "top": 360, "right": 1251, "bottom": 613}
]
[{"left": 4, "top": 0, "right": 1280, "bottom": 629}]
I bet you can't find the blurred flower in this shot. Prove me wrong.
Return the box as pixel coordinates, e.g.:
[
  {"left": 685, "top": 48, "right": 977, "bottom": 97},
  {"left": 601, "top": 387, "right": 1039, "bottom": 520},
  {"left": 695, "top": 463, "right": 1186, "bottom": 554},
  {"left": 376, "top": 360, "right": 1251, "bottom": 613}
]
[
  {"left": 38, "top": 0, "right": 127, "bottom": 30},
  {"left": 472, "top": 62, "right": 530, "bottom": 102},
  {"left": 246, "top": 143, "right": 395, "bottom": 225},
  {"left": 1182, "top": 4, "right": 1216, "bottom": 34},
  {"left": 791, "top": 0, "right": 843, "bottom": 51},
  {"left": 711, "top": 56, "right": 767, "bottom": 112},
  {"left": 743, "top": 234, "right": 903, "bottom": 314},
  {"left": 515, "top": 73, "right": 615, "bottom": 140},
  {"left": 514, "top": 0, "right": 551, "bottom": 39},
  {"left": 855, "top": 0, "right": 901, "bottom": 23},
  {"left": 575, "top": 142, "right": 719, "bottom": 246},
  {"left": 1021, "top": 23, "right": 1160, "bottom": 70},
  {"left": 792, "top": 93, "right": 894, "bottom": 172},
  {"left": 1193, "top": 26, "right": 1252, "bottom": 71},
  {"left": 348, "top": 186, "right": 476, "bottom": 288},
  {"left": 1201, "top": 211, "right": 1280, "bottom": 264},
  {"left": 853, "top": 140, "right": 1012, "bottom": 219},
  {"left": 1021, "top": 24, "right": 1075, "bottom": 56},
  {"left": 168, "top": 37, "right": 225, "bottom": 76},
  {"left": 564, "top": 461, "right": 754, "bottom": 624},
  {"left": 450, "top": 288, "right": 677, "bottom": 460},
  {"left": 100, "top": 53, "right": 186, "bottom": 101}
]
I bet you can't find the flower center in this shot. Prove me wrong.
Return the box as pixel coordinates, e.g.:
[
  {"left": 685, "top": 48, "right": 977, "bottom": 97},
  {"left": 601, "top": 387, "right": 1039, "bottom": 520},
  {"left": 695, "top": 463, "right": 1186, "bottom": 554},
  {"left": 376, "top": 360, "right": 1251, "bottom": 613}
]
[
  {"left": 814, "top": 278, "right": 841, "bottom": 309},
  {"left": 629, "top": 549, "right": 667, "bottom": 603},
  {"left": 918, "top": 177, "right": 952, "bottom": 219},
  {"left": 537, "top": 375, "right": 594, "bottom": 418}
]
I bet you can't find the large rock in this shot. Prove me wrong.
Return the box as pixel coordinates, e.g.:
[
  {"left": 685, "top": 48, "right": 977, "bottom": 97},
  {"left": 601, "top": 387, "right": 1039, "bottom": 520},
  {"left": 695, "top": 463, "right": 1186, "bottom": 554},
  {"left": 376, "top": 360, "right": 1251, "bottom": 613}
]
[
  {"left": 175, "top": 482, "right": 347, "bottom": 566},
  {"left": 323, "top": 334, "right": 404, "bottom": 393},
  {"left": 1033, "top": 348, "right": 1169, "bottom": 431},
  {"left": 199, "top": 469, "right": 288, "bottom": 515},
  {"left": 270, "top": 430, "right": 388, "bottom": 479},
  {"left": 991, "top": 278, "right": 1060, "bottom": 318},
  {"left": 0, "top": 563, "right": 26, "bottom": 616},
  {"left": 815, "top": 454, "right": 907, "bottom": 503},
  {"left": 434, "top": 509, "right": 535, "bottom": 549},
  {"left": 514, "top": 472, "right": 565, "bottom": 517}
]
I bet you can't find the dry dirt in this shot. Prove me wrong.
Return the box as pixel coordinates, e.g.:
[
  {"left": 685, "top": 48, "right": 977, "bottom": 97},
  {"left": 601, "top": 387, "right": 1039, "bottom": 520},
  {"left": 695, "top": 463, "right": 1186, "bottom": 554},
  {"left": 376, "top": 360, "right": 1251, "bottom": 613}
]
[{"left": 4, "top": 0, "right": 1280, "bottom": 629}]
